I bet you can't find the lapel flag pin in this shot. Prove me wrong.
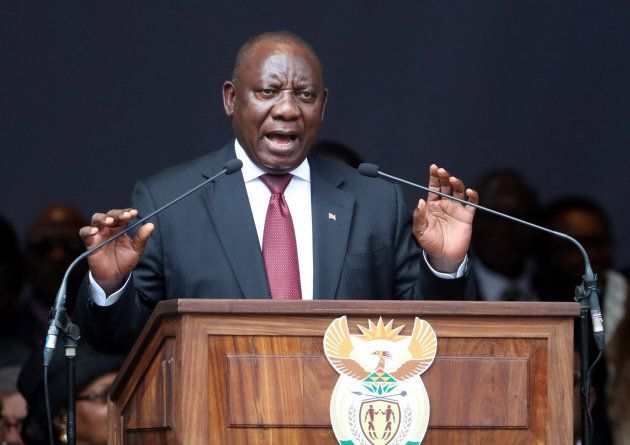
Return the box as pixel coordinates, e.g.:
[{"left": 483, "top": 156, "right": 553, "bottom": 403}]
[{"left": 328, "top": 212, "right": 337, "bottom": 221}]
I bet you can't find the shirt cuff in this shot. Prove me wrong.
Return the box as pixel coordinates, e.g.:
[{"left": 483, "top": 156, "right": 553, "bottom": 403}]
[
  {"left": 88, "top": 271, "right": 132, "bottom": 307},
  {"left": 423, "top": 251, "right": 468, "bottom": 279}
]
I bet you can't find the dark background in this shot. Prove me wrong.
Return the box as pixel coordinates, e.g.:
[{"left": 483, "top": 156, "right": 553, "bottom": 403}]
[{"left": 2, "top": 1, "right": 629, "bottom": 268}]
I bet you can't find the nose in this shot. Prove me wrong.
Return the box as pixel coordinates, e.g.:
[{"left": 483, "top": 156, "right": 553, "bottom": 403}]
[
  {"left": 271, "top": 90, "right": 300, "bottom": 121},
  {"left": 49, "top": 244, "right": 68, "bottom": 260},
  {"left": 4, "top": 426, "right": 25, "bottom": 445}
]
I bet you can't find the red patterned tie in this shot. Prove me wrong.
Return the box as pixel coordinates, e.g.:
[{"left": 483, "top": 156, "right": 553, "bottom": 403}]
[{"left": 260, "top": 174, "right": 302, "bottom": 300}]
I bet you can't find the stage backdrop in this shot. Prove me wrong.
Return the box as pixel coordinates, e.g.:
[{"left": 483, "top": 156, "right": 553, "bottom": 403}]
[{"left": 2, "top": 1, "right": 629, "bottom": 268}]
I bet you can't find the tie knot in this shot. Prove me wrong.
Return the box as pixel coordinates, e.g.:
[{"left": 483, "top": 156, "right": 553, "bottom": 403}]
[{"left": 260, "top": 174, "right": 293, "bottom": 195}]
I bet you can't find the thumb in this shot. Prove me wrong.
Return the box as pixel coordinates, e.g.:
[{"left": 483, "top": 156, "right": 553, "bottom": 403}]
[
  {"left": 132, "top": 222, "right": 154, "bottom": 254},
  {"left": 413, "top": 199, "right": 428, "bottom": 239}
]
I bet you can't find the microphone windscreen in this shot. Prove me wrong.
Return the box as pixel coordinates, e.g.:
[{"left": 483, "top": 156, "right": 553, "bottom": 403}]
[
  {"left": 224, "top": 159, "right": 243, "bottom": 175},
  {"left": 358, "top": 163, "right": 380, "bottom": 178}
]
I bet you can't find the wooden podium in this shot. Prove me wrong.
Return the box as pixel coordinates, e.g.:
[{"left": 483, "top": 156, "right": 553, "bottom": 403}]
[{"left": 107, "top": 300, "right": 579, "bottom": 444}]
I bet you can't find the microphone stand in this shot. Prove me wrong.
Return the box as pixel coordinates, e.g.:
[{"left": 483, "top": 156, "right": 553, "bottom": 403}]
[
  {"left": 575, "top": 276, "right": 603, "bottom": 444},
  {"left": 358, "top": 163, "right": 605, "bottom": 445},
  {"left": 45, "top": 306, "right": 81, "bottom": 445},
  {"left": 62, "top": 314, "right": 81, "bottom": 445}
]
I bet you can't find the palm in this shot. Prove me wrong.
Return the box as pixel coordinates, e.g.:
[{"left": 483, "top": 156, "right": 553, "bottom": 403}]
[
  {"left": 412, "top": 165, "right": 478, "bottom": 272},
  {"left": 415, "top": 198, "right": 473, "bottom": 261},
  {"left": 87, "top": 233, "right": 142, "bottom": 284}
]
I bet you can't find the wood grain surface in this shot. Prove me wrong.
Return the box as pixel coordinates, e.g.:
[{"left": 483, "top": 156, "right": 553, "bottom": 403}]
[{"left": 108, "top": 300, "right": 577, "bottom": 444}]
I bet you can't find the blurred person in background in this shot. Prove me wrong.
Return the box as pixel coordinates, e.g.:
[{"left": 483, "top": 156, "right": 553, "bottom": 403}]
[
  {"left": 470, "top": 170, "right": 540, "bottom": 301},
  {"left": 311, "top": 140, "right": 364, "bottom": 169},
  {"left": 0, "top": 215, "right": 27, "bottom": 353},
  {"left": 533, "top": 198, "right": 628, "bottom": 339},
  {"left": 533, "top": 197, "right": 625, "bottom": 444},
  {"left": 606, "top": 295, "right": 630, "bottom": 443},
  {"left": 20, "top": 205, "right": 87, "bottom": 349},
  {"left": 0, "top": 366, "right": 27, "bottom": 445},
  {"left": 17, "top": 340, "right": 125, "bottom": 445}
]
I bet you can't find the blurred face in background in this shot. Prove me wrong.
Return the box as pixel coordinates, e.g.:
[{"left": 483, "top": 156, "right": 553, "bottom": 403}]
[
  {"left": 54, "top": 372, "right": 116, "bottom": 445},
  {"left": 472, "top": 172, "right": 539, "bottom": 278},
  {"left": 545, "top": 208, "right": 612, "bottom": 282},
  {"left": 25, "top": 205, "right": 86, "bottom": 305},
  {"left": 75, "top": 372, "right": 116, "bottom": 445},
  {"left": 1, "top": 392, "right": 27, "bottom": 445}
]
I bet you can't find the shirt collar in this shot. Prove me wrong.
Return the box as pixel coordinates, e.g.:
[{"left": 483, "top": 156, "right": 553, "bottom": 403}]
[{"left": 234, "top": 139, "right": 310, "bottom": 183}]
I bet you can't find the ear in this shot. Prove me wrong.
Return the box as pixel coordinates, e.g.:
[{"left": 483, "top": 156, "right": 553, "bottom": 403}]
[
  {"left": 53, "top": 408, "right": 67, "bottom": 435},
  {"left": 222, "top": 81, "right": 236, "bottom": 117},
  {"left": 320, "top": 88, "right": 329, "bottom": 121}
]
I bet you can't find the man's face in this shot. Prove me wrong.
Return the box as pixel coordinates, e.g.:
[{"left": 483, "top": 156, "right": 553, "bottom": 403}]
[
  {"left": 25, "top": 206, "right": 86, "bottom": 302},
  {"left": 223, "top": 39, "right": 327, "bottom": 174}
]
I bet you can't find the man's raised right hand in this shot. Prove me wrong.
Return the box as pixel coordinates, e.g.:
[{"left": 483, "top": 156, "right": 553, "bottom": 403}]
[{"left": 79, "top": 208, "right": 154, "bottom": 295}]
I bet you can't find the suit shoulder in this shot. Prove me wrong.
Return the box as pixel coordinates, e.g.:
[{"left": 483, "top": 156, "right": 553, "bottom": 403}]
[
  {"left": 140, "top": 145, "right": 232, "bottom": 190},
  {"left": 309, "top": 154, "right": 399, "bottom": 196}
]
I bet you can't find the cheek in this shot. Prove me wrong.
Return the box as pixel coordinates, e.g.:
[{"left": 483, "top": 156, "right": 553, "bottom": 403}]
[
  {"left": 303, "top": 108, "right": 324, "bottom": 131},
  {"left": 238, "top": 101, "right": 268, "bottom": 124},
  {"left": 76, "top": 404, "right": 108, "bottom": 439}
]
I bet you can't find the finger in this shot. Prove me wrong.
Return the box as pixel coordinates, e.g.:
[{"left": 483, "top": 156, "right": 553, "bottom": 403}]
[
  {"left": 437, "top": 167, "right": 452, "bottom": 196},
  {"left": 90, "top": 209, "right": 137, "bottom": 230},
  {"left": 105, "top": 208, "right": 138, "bottom": 225},
  {"left": 131, "top": 223, "right": 154, "bottom": 254},
  {"left": 450, "top": 176, "right": 466, "bottom": 200},
  {"left": 79, "top": 225, "right": 99, "bottom": 239},
  {"left": 427, "top": 164, "right": 440, "bottom": 201},
  {"left": 79, "top": 226, "right": 100, "bottom": 246},
  {"left": 106, "top": 208, "right": 137, "bottom": 218},
  {"left": 466, "top": 188, "right": 479, "bottom": 206},
  {"left": 90, "top": 212, "right": 112, "bottom": 228}
]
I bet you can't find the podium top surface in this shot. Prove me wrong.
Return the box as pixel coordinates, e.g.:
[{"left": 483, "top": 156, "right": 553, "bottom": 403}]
[{"left": 153, "top": 299, "right": 580, "bottom": 318}]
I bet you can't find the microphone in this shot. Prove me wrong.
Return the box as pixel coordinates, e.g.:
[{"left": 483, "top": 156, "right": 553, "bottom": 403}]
[
  {"left": 358, "top": 162, "right": 605, "bottom": 351},
  {"left": 43, "top": 158, "right": 243, "bottom": 365}
]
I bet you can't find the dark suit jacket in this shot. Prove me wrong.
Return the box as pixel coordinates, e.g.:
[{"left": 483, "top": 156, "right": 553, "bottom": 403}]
[{"left": 76, "top": 142, "right": 474, "bottom": 352}]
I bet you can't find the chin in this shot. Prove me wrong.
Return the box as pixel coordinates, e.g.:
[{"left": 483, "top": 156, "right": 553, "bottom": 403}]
[{"left": 260, "top": 153, "right": 306, "bottom": 173}]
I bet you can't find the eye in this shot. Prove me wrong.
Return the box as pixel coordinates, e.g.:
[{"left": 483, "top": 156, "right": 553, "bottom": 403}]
[
  {"left": 254, "top": 88, "right": 278, "bottom": 99},
  {"left": 297, "top": 90, "right": 316, "bottom": 102}
]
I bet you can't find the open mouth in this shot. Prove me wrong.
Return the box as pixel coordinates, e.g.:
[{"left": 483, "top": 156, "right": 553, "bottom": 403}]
[{"left": 264, "top": 131, "right": 299, "bottom": 148}]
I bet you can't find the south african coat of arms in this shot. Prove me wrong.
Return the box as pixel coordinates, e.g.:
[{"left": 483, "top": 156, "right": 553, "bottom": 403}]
[{"left": 324, "top": 316, "right": 437, "bottom": 445}]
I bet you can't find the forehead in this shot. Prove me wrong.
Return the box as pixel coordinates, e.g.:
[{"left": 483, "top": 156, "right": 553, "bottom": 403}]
[
  {"left": 239, "top": 40, "right": 322, "bottom": 84},
  {"left": 551, "top": 209, "right": 606, "bottom": 236},
  {"left": 80, "top": 372, "right": 117, "bottom": 393}
]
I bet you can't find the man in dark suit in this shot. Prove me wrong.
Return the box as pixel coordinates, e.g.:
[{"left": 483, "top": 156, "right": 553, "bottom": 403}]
[{"left": 76, "top": 31, "right": 478, "bottom": 352}]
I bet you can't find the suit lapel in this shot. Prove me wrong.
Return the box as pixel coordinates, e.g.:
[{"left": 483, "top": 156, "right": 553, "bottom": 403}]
[
  {"left": 310, "top": 157, "right": 355, "bottom": 299},
  {"left": 201, "top": 144, "right": 270, "bottom": 299}
]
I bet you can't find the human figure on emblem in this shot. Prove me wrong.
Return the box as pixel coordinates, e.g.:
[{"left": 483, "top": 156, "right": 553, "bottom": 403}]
[
  {"left": 382, "top": 404, "right": 396, "bottom": 439},
  {"left": 384, "top": 404, "right": 396, "bottom": 423},
  {"left": 364, "top": 404, "right": 377, "bottom": 438}
]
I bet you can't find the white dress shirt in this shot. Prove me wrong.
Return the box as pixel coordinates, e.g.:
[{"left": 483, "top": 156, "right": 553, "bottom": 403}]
[
  {"left": 90, "top": 140, "right": 466, "bottom": 305},
  {"left": 235, "top": 141, "right": 314, "bottom": 299}
]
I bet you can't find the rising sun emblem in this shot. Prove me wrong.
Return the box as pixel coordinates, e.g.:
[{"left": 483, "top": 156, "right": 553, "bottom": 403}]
[{"left": 324, "top": 316, "right": 437, "bottom": 445}]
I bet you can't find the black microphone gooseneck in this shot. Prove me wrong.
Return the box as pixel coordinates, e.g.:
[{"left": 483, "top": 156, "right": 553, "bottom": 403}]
[
  {"left": 41, "top": 158, "right": 243, "bottom": 445},
  {"left": 358, "top": 163, "right": 604, "bottom": 347},
  {"left": 359, "top": 162, "right": 604, "bottom": 445}
]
